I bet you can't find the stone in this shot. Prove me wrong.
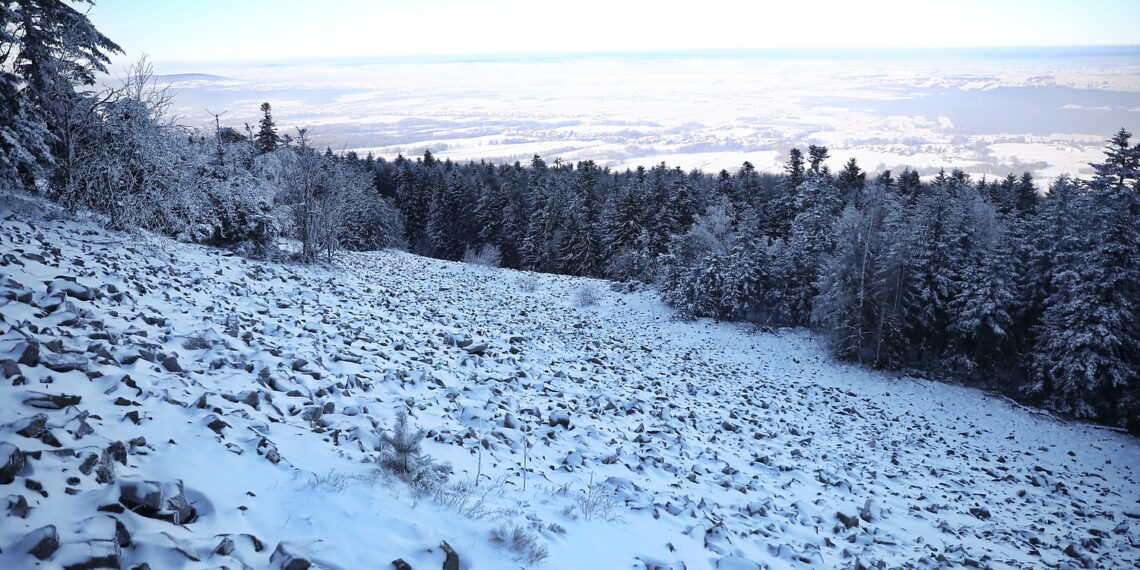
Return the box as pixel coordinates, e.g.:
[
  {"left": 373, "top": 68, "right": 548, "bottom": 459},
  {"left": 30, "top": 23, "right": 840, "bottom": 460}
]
[
  {"left": 26, "top": 524, "right": 60, "bottom": 560},
  {"left": 548, "top": 409, "right": 570, "bottom": 429},
  {"left": 214, "top": 536, "right": 235, "bottom": 556},
  {"left": 0, "top": 442, "right": 25, "bottom": 484},
  {"left": 161, "top": 354, "right": 183, "bottom": 373},
  {"left": 23, "top": 392, "right": 82, "bottom": 410},
  {"left": 836, "top": 511, "right": 860, "bottom": 529},
  {"left": 58, "top": 540, "right": 120, "bottom": 570},
  {"left": 206, "top": 415, "right": 229, "bottom": 434},
  {"left": 38, "top": 352, "right": 88, "bottom": 373},
  {"left": 15, "top": 413, "right": 49, "bottom": 438},
  {"left": 17, "top": 340, "right": 39, "bottom": 366},
  {"left": 270, "top": 541, "right": 313, "bottom": 570},
  {"left": 118, "top": 479, "right": 197, "bottom": 525},
  {"left": 392, "top": 560, "right": 412, "bottom": 570},
  {"left": 1, "top": 359, "right": 20, "bottom": 378},
  {"left": 7, "top": 493, "right": 30, "bottom": 517},
  {"left": 441, "top": 541, "right": 460, "bottom": 570},
  {"left": 50, "top": 279, "right": 95, "bottom": 301}
]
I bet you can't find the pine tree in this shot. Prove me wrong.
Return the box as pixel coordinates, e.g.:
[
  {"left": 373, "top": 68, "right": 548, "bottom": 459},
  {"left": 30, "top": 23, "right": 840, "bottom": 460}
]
[
  {"left": 380, "top": 410, "right": 426, "bottom": 475},
  {"left": 1031, "top": 131, "right": 1139, "bottom": 426},
  {"left": 779, "top": 171, "right": 842, "bottom": 323},
  {"left": 946, "top": 201, "right": 1016, "bottom": 377},
  {"left": 836, "top": 157, "right": 866, "bottom": 206},
  {"left": 1, "top": 0, "right": 121, "bottom": 187},
  {"left": 807, "top": 144, "right": 830, "bottom": 174},
  {"left": 254, "top": 102, "right": 280, "bottom": 155},
  {"left": 767, "top": 149, "right": 805, "bottom": 238}
]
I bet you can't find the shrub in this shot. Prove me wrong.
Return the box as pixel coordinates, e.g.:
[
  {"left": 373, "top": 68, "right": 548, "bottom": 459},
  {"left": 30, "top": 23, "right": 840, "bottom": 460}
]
[
  {"left": 517, "top": 275, "right": 540, "bottom": 293},
  {"left": 574, "top": 282, "right": 600, "bottom": 307},
  {"left": 489, "top": 524, "right": 550, "bottom": 565},
  {"left": 462, "top": 244, "right": 502, "bottom": 267},
  {"left": 378, "top": 411, "right": 449, "bottom": 494}
]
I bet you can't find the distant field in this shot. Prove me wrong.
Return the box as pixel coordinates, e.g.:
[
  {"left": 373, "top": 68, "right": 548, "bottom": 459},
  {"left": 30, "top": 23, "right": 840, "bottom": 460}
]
[{"left": 150, "top": 47, "right": 1140, "bottom": 179}]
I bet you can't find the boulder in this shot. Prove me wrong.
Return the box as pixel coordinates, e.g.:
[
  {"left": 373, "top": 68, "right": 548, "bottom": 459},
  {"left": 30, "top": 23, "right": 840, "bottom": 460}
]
[
  {"left": 38, "top": 352, "right": 88, "bottom": 373},
  {"left": 16, "top": 340, "right": 39, "bottom": 366},
  {"left": 6, "top": 493, "right": 30, "bottom": 518},
  {"left": 23, "top": 392, "right": 82, "bottom": 410},
  {"left": 548, "top": 409, "right": 571, "bottom": 429},
  {"left": 14, "top": 413, "right": 49, "bottom": 438},
  {"left": 118, "top": 479, "right": 197, "bottom": 524},
  {"left": 270, "top": 541, "right": 313, "bottom": 570},
  {"left": 1, "top": 359, "right": 20, "bottom": 378},
  {"left": 441, "top": 541, "right": 460, "bottom": 570},
  {"left": 0, "top": 442, "right": 25, "bottom": 484},
  {"left": 25, "top": 524, "right": 60, "bottom": 560}
]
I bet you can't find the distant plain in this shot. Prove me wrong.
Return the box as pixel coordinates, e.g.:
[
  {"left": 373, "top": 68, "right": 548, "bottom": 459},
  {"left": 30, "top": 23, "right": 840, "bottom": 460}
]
[{"left": 149, "top": 47, "right": 1140, "bottom": 178}]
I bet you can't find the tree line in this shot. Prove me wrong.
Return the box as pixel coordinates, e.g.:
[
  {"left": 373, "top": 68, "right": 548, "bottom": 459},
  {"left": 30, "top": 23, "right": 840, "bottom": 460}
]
[{"left": 3, "top": 1, "right": 1136, "bottom": 430}]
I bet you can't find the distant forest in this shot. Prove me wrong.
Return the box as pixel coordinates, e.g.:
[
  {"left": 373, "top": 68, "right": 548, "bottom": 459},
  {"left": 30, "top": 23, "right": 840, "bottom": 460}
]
[{"left": 3, "top": 1, "right": 1137, "bottom": 431}]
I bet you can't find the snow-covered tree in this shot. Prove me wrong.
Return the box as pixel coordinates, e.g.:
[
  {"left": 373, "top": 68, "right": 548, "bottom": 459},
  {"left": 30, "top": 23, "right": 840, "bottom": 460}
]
[{"left": 254, "top": 102, "right": 281, "bottom": 155}]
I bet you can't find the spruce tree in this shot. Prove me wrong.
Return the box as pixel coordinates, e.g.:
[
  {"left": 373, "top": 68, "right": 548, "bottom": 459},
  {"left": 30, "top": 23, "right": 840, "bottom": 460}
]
[
  {"left": 1, "top": 0, "right": 121, "bottom": 188},
  {"left": 254, "top": 102, "right": 280, "bottom": 155}
]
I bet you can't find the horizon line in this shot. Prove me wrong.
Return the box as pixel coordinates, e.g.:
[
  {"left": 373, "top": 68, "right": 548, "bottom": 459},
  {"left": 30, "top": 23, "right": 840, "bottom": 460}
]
[{"left": 138, "top": 44, "right": 1140, "bottom": 67}]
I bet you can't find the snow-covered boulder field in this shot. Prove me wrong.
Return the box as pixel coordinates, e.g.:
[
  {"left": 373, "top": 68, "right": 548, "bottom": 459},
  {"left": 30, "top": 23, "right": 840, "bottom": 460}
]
[{"left": 1, "top": 196, "right": 1137, "bottom": 569}]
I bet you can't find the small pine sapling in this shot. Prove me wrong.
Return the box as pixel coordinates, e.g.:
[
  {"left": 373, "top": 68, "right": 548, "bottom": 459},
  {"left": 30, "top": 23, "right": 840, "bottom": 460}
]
[{"left": 381, "top": 410, "right": 427, "bottom": 475}]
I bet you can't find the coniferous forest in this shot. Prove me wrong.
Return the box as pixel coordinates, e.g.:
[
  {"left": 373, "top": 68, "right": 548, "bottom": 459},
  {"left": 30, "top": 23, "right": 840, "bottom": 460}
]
[{"left": 3, "top": 1, "right": 1137, "bottom": 432}]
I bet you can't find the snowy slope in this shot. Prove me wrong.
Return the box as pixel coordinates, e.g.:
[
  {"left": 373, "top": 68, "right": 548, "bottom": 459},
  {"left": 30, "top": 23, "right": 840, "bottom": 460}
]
[{"left": 1, "top": 194, "right": 1137, "bottom": 570}]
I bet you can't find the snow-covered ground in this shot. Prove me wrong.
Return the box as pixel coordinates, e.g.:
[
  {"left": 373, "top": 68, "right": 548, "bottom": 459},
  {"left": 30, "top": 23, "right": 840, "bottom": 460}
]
[{"left": 1, "top": 194, "right": 1137, "bottom": 569}]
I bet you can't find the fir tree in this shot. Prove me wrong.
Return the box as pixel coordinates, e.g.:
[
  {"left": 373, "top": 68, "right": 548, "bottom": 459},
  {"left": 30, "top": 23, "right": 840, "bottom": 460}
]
[{"left": 254, "top": 102, "right": 280, "bottom": 155}]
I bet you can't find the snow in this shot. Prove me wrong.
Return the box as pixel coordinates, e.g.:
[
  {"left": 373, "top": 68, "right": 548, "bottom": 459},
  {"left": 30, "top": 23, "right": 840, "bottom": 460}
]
[{"left": 0, "top": 193, "right": 1137, "bottom": 569}]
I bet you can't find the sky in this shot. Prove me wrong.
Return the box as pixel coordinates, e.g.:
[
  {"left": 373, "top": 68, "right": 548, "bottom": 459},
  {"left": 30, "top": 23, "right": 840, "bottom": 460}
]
[{"left": 88, "top": 0, "right": 1140, "bottom": 65}]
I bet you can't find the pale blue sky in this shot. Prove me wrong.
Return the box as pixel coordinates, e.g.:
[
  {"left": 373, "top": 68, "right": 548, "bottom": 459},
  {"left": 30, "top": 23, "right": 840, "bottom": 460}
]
[{"left": 88, "top": 0, "right": 1140, "bottom": 64}]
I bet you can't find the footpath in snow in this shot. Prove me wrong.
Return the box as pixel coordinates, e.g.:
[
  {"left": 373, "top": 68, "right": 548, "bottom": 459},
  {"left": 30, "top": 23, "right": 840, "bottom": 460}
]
[{"left": 1, "top": 194, "right": 1137, "bottom": 569}]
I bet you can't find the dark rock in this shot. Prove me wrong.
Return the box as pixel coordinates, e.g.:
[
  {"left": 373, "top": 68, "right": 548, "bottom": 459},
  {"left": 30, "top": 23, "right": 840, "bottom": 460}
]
[
  {"left": 107, "top": 441, "right": 127, "bottom": 465},
  {"left": 23, "top": 391, "right": 82, "bottom": 409},
  {"left": 95, "top": 453, "right": 115, "bottom": 484},
  {"left": 79, "top": 453, "right": 99, "bottom": 475},
  {"left": 441, "top": 541, "right": 460, "bottom": 570},
  {"left": 242, "top": 391, "right": 261, "bottom": 409},
  {"left": 206, "top": 415, "right": 229, "bottom": 434},
  {"left": 161, "top": 355, "right": 182, "bottom": 373},
  {"left": 15, "top": 413, "right": 49, "bottom": 438},
  {"left": 26, "top": 524, "right": 60, "bottom": 560},
  {"left": 39, "top": 352, "right": 88, "bottom": 373},
  {"left": 392, "top": 560, "right": 413, "bottom": 570},
  {"left": 118, "top": 479, "right": 197, "bottom": 525},
  {"left": 969, "top": 507, "right": 992, "bottom": 520},
  {"left": 7, "top": 493, "right": 30, "bottom": 518},
  {"left": 0, "top": 442, "right": 25, "bottom": 484},
  {"left": 60, "top": 540, "right": 120, "bottom": 570},
  {"left": 51, "top": 280, "right": 95, "bottom": 301},
  {"left": 1, "top": 359, "right": 20, "bottom": 378},
  {"left": 17, "top": 340, "right": 39, "bottom": 366},
  {"left": 214, "top": 536, "right": 235, "bottom": 556},
  {"left": 270, "top": 541, "right": 312, "bottom": 570},
  {"left": 548, "top": 409, "right": 570, "bottom": 429},
  {"left": 836, "top": 511, "right": 860, "bottom": 529}
]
